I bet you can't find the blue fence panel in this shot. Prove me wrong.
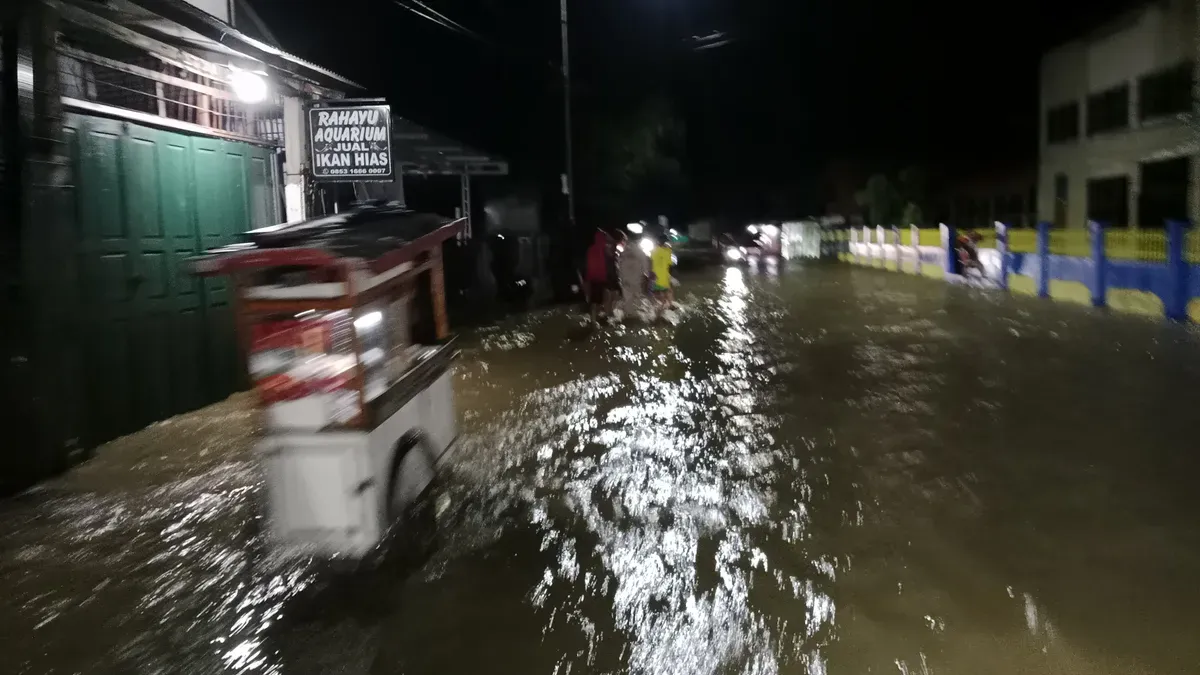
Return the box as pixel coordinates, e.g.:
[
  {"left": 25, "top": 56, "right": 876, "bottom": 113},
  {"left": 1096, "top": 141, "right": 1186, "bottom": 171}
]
[{"left": 840, "top": 219, "right": 1200, "bottom": 323}]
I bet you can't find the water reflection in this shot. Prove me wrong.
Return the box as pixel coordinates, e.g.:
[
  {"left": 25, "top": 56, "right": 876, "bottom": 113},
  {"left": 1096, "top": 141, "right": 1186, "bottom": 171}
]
[
  {"left": 436, "top": 262, "right": 839, "bottom": 674},
  {"left": 2, "top": 265, "right": 1200, "bottom": 674}
]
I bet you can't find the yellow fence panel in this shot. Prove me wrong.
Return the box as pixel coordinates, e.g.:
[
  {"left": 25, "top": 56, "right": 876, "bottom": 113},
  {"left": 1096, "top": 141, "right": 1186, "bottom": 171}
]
[
  {"left": 1106, "top": 230, "right": 1166, "bottom": 262},
  {"left": 917, "top": 229, "right": 942, "bottom": 247},
  {"left": 1048, "top": 229, "right": 1091, "bottom": 257},
  {"left": 1187, "top": 230, "right": 1200, "bottom": 264},
  {"left": 1008, "top": 230, "right": 1038, "bottom": 253}
]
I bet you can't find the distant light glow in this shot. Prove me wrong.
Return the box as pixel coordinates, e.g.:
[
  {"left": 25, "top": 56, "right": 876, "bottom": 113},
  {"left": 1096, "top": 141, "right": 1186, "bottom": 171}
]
[
  {"left": 747, "top": 225, "right": 758, "bottom": 235},
  {"left": 725, "top": 247, "right": 743, "bottom": 261},
  {"left": 639, "top": 237, "right": 654, "bottom": 257},
  {"left": 761, "top": 224, "right": 779, "bottom": 237},
  {"left": 627, "top": 222, "right": 644, "bottom": 234}
]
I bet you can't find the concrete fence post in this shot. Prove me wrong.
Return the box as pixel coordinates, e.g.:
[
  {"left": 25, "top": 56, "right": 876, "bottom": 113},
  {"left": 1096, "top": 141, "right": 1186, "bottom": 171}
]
[
  {"left": 1036, "top": 221, "right": 1050, "bottom": 298},
  {"left": 891, "top": 226, "right": 901, "bottom": 270},
  {"left": 940, "top": 222, "right": 956, "bottom": 276},
  {"left": 995, "top": 221, "right": 1009, "bottom": 291},
  {"left": 1165, "top": 219, "right": 1189, "bottom": 322},
  {"left": 876, "top": 226, "right": 886, "bottom": 267},
  {"left": 851, "top": 228, "right": 859, "bottom": 264},
  {"left": 911, "top": 224, "right": 921, "bottom": 274},
  {"left": 1089, "top": 220, "right": 1107, "bottom": 308},
  {"left": 863, "top": 226, "right": 871, "bottom": 265}
]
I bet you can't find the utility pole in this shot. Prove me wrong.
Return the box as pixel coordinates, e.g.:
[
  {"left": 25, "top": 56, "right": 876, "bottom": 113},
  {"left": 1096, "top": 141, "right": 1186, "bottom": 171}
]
[{"left": 559, "top": 0, "right": 575, "bottom": 229}]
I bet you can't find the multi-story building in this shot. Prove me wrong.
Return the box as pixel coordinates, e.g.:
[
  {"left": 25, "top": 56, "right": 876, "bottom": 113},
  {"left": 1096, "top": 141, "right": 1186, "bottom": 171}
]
[{"left": 1038, "top": 0, "right": 1197, "bottom": 229}]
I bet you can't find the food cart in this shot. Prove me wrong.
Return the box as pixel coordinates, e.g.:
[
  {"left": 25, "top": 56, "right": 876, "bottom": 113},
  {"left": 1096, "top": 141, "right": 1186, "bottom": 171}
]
[{"left": 190, "top": 203, "right": 463, "bottom": 560}]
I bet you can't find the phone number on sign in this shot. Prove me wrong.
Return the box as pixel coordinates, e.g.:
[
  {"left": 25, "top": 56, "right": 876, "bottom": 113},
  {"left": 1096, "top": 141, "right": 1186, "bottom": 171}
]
[{"left": 315, "top": 167, "right": 392, "bottom": 176}]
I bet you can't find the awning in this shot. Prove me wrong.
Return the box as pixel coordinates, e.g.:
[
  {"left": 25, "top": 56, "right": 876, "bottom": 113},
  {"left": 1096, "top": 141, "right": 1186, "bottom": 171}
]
[{"left": 392, "top": 116, "right": 509, "bottom": 176}]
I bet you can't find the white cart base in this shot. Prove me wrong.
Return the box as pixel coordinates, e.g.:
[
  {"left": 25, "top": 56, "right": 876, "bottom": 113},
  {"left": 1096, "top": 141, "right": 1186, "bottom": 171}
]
[{"left": 257, "top": 370, "right": 456, "bottom": 560}]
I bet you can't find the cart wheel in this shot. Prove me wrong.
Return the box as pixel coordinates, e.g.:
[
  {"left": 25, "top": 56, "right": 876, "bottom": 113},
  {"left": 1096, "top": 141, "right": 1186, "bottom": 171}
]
[{"left": 386, "top": 432, "right": 440, "bottom": 561}]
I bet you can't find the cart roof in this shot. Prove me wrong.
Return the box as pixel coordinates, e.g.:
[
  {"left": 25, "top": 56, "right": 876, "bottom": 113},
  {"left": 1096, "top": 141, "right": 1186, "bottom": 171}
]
[{"left": 191, "top": 203, "right": 464, "bottom": 276}]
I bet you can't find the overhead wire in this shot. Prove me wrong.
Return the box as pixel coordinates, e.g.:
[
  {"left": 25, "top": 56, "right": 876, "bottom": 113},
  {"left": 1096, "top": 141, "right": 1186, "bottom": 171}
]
[
  {"left": 388, "top": 0, "right": 492, "bottom": 47},
  {"left": 407, "top": 0, "right": 488, "bottom": 43},
  {"left": 385, "top": 0, "right": 560, "bottom": 74},
  {"left": 387, "top": 0, "right": 473, "bottom": 40}
]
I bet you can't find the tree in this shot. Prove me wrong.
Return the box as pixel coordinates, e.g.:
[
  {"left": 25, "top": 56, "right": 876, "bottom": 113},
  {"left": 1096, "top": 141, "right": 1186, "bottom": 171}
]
[
  {"left": 577, "top": 97, "right": 686, "bottom": 225},
  {"left": 855, "top": 174, "right": 900, "bottom": 225},
  {"left": 854, "top": 166, "right": 928, "bottom": 226},
  {"left": 897, "top": 166, "right": 926, "bottom": 225}
]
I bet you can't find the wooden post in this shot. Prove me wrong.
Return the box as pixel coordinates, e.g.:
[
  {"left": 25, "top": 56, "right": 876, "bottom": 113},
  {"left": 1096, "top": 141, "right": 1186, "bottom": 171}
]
[
  {"left": 155, "top": 81, "right": 167, "bottom": 118},
  {"left": 430, "top": 245, "right": 449, "bottom": 339}
]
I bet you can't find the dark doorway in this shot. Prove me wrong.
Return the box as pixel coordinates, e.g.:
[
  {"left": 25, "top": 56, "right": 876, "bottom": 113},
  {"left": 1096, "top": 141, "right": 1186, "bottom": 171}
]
[
  {"left": 1138, "top": 157, "right": 1189, "bottom": 229},
  {"left": 1053, "top": 173, "right": 1068, "bottom": 228},
  {"left": 1086, "top": 175, "right": 1129, "bottom": 227}
]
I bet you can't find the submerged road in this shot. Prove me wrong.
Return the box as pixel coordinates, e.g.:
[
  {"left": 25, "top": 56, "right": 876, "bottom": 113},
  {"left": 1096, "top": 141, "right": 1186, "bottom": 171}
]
[{"left": 4, "top": 263, "right": 1200, "bottom": 674}]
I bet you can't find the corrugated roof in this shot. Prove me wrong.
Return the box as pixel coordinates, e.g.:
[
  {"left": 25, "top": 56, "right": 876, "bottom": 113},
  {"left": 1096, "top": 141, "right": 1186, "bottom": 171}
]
[{"left": 110, "top": 0, "right": 363, "bottom": 91}]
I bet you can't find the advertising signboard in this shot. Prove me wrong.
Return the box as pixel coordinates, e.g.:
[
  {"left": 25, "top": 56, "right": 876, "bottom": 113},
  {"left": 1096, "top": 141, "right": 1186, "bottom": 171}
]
[{"left": 308, "top": 103, "right": 394, "bottom": 182}]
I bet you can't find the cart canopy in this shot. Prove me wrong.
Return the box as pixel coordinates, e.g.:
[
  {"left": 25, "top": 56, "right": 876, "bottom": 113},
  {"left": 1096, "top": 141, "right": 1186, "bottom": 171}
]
[{"left": 190, "top": 202, "right": 464, "bottom": 276}]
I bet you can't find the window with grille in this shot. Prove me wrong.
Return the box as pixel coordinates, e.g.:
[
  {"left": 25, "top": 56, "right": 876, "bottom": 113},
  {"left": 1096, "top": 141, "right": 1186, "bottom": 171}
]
[
  {"left": 1046, "top": 102, "right": 1079, "bottom": 143},
  {"left": 1086, "top": 85, "right": 1129, "bottom": 135},
  {"left": 1138, "top": 157, "right": 1189, "bottom": 228},
  {"left": 1138, "top": 62, "right": 1192, "bottom": 120},
  {"left": 1086, "top": 175, "right": 1129, "bottom": 227}
]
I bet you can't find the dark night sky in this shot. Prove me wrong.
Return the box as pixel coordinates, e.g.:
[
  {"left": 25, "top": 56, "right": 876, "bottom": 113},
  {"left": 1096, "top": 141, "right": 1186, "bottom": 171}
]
[{"left": 251, "top": 0, "right": 1138, "bottom": 217}]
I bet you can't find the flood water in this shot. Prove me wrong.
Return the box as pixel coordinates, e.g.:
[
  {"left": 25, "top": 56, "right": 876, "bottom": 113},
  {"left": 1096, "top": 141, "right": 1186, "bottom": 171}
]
[{"left": 4, "top": 263, "right": 1200, "bottom": 675}]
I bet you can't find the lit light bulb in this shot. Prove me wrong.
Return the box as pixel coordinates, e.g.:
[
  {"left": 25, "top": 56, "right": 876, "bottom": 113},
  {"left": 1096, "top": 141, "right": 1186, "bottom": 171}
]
[{"left": 229, "top": 68, "right": 268, "bottom": 104}]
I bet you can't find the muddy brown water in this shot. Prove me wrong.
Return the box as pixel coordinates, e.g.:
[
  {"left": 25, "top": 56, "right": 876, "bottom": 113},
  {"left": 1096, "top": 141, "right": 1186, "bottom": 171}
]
[{"left": 4, "top": 263, "right": 1200, "bottom": 675}]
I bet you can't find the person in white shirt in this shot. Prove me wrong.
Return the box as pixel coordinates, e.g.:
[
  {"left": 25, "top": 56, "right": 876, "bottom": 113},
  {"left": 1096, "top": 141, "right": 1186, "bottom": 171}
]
[{"left": 616, "top": 231, "right": 650, "bottom": 319}]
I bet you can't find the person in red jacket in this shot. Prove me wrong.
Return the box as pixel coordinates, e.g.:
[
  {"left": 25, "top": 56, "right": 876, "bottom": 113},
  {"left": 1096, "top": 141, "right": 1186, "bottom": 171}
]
[{"left": 583, "top": 230, "right": 613, "bottom": 322}]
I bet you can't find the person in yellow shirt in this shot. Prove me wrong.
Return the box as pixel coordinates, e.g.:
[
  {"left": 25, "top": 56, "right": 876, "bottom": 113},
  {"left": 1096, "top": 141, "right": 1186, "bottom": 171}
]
[{"left": 650, "top": 238, "right": 674, "bottom": 316}]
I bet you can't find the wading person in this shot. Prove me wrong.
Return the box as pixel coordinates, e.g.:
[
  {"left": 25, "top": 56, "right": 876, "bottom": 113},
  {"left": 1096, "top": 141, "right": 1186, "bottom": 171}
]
[
  {"left": 584, "top": 230, "right": 612, "bottom": 323},
  {"left": 617, "top": 231, "right": 650, "bottom": 319},
  {"left": 956, "top": 231, "right": 985, "bottom": 278},
  {"left": 650, "top": 237, "right": 674, "bottom": 319}
]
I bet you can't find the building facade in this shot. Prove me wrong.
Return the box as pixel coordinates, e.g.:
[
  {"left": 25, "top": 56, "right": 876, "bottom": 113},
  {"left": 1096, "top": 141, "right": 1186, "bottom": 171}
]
[
  {"left": 2, "top": 0, "right": 357, "bottom": 492},
  {"left": 1038, "top": 0, "right": 1198, "bottom": 229}
]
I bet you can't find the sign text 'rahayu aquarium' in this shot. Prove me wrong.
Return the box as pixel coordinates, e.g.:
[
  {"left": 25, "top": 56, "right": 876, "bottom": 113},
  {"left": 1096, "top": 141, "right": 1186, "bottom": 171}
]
[{"left": 309, "top": 104, "right": 394, "bottom": 182}]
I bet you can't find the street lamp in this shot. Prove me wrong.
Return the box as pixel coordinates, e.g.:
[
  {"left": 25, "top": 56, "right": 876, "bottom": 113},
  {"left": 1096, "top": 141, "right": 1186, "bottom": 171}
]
[{"left": 229, "top": 67, "right": 268, "bottom": 104}]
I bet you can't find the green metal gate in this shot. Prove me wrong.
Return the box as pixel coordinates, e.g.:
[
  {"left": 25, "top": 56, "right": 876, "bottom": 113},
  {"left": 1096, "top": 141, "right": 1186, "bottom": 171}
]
[{"left": 62, "top": 112, "right": 275, "bottom": 446}]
